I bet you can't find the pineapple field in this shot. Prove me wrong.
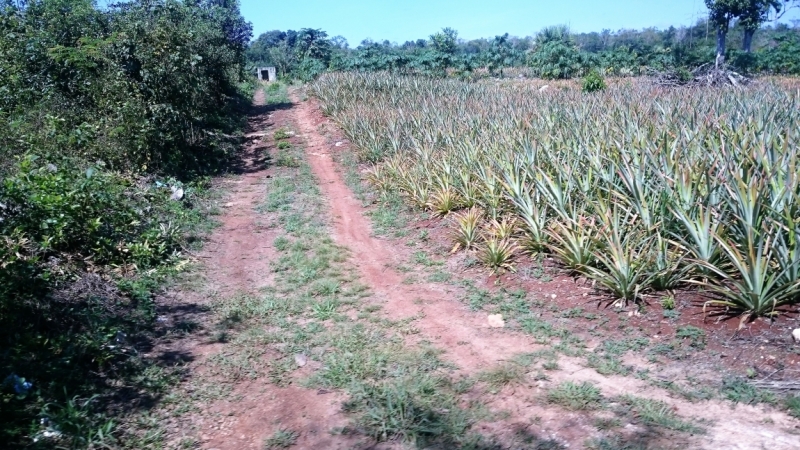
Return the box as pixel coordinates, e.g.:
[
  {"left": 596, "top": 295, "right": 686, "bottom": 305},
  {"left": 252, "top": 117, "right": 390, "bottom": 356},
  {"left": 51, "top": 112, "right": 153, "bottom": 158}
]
[{"left": 312, "top": 73, "right": 800, "bottom": 322}]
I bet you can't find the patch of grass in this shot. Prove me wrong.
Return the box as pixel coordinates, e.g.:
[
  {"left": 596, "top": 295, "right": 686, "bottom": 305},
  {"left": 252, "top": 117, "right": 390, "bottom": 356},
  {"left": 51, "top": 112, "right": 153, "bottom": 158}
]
[
  {"left": 546, "top": 381, "right": 604, "bottom": 411},
  {"left": 520, "top": 317, "right": 565, "bottom": 344},
  {"left": 367, "top": 192, "right": 409, "bottom": 237},
  {"left": 274, "top": 235, "right": 291, "bottom": 251},
  {"left": 586, "top": 338, "right": 648, "bottom": 376},
  {"left": 653, "top": 379, "right": 716, "bottom": 402},
  {"left": 343, "top": 374, "right": 479, "bottom": 447},
  {"left": 614, "top": 395, "right": 704, "bottom": 434},
  {"left": 264, "top": 428, "right": 298, "bottom": 448},
  {"left": 587, "top": 354, "right": 631, "bottom": 376},
  {"left": 478, "top": 363, "right": 526, "bottom": 392},
  {"left": 274, "top": 128, "right": 291, "bottom": 140},
  {"left": 593, "top": 416, "right": 622, "bottom": 430},
  {"left": 310, "top": 278, "right": 341, "bottom": 296},
  {"left": 560, "top": 307, "right": 584, "bottom": 318},
  {"left": 412, "top": 250, "right": 442, "bottom": 267},
  {"left": 310, "top": 298, "right": 339, "bottom": 320},
  {"left": 427, "top": 270, "right": 452, "bottom": 283},
  {"left": 675, "top": 326, "right": 706, "bottom": 349},
  {"left": 265, "top": 82, "right": 290, "bottom": 105},
  {"left": 785, "top": 395, "right": 800, "bottom": 418},
  {"left": 275, "top": 149, "right": 300, "bottom": 166},
  {"left": 586, "top": 435, "right": 648, "bottom": 450},
  {"left": 721, "top": 377, "right": 776, "bottom": 405}
]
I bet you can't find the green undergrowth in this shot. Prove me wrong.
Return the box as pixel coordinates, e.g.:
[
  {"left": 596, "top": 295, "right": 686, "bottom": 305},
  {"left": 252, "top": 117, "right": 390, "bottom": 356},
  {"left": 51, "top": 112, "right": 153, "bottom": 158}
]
[
  {"left": 338, "top": 148, "right": 411, "bottom": 237},
  {"left": 264, "top": 82, "right": 291, "bottom": 105},
  {"left": 0, "top": 157, "right": 222, "bottom": 448},
  {"left": 204, "top": 144, "right": 499, "bottom": 448}
]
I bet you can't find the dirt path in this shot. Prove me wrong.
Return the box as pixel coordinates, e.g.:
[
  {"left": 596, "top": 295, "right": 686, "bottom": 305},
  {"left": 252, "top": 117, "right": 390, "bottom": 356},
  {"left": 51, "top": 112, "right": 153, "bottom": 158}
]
[
  {"left": 155, "top": 88, "right": 800, "bottom": 450},
  {"left": 290, "top": 92, "right": 800, "bottom": 449},
  {"left": 157, "top": 89, "right": 360, "bottom": 450}
]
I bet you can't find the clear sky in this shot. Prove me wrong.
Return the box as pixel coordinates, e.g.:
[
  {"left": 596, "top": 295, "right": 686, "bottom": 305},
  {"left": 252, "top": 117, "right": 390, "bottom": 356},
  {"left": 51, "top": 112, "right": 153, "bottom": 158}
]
[{"left": 240, "top": 0, "right": 800, "bottom": 45}]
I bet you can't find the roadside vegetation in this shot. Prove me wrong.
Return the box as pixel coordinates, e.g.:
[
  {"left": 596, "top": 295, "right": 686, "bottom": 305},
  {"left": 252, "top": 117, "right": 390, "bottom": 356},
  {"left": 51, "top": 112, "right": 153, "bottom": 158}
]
[{"left": 0, "top": 0, "right": 252, "bottom": 447}]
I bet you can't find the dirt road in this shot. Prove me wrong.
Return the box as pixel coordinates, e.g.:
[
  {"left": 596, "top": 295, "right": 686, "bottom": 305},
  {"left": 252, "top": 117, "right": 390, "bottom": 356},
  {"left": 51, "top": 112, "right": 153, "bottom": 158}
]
[{"left": 154, "top": 87, "right": 800, "bottom": 450}]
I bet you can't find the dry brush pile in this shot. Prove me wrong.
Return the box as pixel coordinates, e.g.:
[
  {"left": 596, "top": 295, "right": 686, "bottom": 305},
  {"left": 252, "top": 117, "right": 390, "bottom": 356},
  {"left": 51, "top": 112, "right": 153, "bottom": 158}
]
[{"left": 311, "top": 72, "right": 800, "bottom": 322}]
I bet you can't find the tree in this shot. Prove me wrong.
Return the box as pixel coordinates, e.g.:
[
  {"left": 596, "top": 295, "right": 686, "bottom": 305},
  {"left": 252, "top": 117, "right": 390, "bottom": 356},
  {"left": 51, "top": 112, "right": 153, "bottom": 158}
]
[
  {"left": 486, "top": 33, "right": 516, "bottom": 75},
  {"left": 528, "top": 26, "right": 595, "bottom": 79},
  {"left": 705, "top": 0, "right": 743, "bottom": 66},
  {"left": 430, "top": 27, "right": 458, "bottom": 55},
  {"left": 706, "top": 0, "right": 790, "bottom": 63}
]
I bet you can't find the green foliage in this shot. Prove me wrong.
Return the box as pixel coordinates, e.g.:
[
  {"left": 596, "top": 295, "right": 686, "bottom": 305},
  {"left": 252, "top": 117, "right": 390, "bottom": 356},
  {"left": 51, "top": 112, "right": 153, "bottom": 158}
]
[
  {"left": 0, "top": 0, "right": 251, "bottom": 446},
  {"left": 1, "top": 0, "right": 253, "bottom": 176},
  {"left": 314, "top": 72, "right": 800, "bottom": 318},
  {"left": 721, "top": 377, "right": 776, "bottom": 404},
  {"left": 582, "top": 70, "right": 607, "bottom": 93},
  {"left": 264, "top": 429, "right": 299, "bottom": 448},
  {"left": 529, "top": 40, "right": 593, "bottom": 80},
  {"left": 546, "top": 381, "right": 604, "bottom": 410},
  {"left": 615, "top": 395, "right": 704, "bottom": 433},
  {"left": 676, "top": 326, "right": 706, "bottom": 349},
  {"left": 249, "top": 20, "right": 800, "bottom": 81}
]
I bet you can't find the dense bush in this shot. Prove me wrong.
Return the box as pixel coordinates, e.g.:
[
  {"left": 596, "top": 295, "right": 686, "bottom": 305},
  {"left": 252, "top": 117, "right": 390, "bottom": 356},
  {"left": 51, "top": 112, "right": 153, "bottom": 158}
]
[
  {"left": 0, "top": 0, "right": 252, "bottom": 446},
  {"left": 1, "top": 0, "right": 252, "bottom": 176},
  {"left": 582, "top": 70, "right": 606, "bottom": 92}
]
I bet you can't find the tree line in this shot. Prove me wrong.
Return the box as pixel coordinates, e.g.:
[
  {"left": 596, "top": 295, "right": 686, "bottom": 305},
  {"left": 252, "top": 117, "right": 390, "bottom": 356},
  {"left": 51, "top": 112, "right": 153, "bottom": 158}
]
[{"left": 248, "top": 2, "right": 800, "bottom": 80}]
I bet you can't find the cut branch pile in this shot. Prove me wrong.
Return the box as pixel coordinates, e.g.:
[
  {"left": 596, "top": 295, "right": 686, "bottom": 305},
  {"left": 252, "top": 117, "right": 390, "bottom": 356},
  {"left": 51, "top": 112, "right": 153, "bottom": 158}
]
[{"left": 649, "top": 63, "right": 750, "bottom": 88}]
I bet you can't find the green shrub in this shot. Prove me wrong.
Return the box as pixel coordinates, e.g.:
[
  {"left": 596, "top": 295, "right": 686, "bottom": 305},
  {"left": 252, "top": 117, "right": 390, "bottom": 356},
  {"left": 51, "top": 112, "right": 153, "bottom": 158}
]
[
  {"left": 582, "top": 70, "right": 606, "bottom": 93},
  {"left": 0, "top": 0, "right": 249, "bottom": 445}
]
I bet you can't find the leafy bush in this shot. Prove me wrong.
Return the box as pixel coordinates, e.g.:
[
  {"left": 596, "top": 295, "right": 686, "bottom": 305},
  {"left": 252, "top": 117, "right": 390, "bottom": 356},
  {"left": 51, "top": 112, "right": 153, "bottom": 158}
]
[
  {"left": 0, "top": 0, "right": 252, "bottom": 445},
  {"left": 0, "top": 155, "right": 212, "bottom": 445},
  {"left": 528, "top": 40, "right": 592, "bottom": 79},
  {"left": 582, "top": 70, "right": 606, "bottom": 93},
  {"left": 1, "top": 0, "right": 253, "bottom": 177}
]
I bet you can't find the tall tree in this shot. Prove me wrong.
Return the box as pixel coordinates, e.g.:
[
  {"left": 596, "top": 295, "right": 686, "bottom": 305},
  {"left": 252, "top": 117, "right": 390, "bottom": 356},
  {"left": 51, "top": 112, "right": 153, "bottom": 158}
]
[
  {"left": 739, "top": 1, "right": 785, "bottom": 52},
  {"left": 705, "top": 0, "right": 743, "bottom": 67},
  {"left": 706, "top": 0, "right": 794, "bottom": 63}
]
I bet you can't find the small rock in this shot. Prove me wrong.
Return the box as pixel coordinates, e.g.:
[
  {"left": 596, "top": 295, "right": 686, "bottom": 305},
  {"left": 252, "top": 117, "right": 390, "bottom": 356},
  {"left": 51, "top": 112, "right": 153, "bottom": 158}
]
[
  {"left": 294, "top": 353, "right": 308, "bottom": 367},
  {"left": 550, "top": 294, "right": 557, "bottom": 299},
  {"left": 792, "top": 328, "right": 800, "bottom": 343},
  {"left": 539, "top": 85, "right": 550, "bottom": 92},
  {"left": 488, "top": 314, "right": 505, "bottom": 328},
  {"left": 335, "top": 141, "right": 344, "bottom": 147}
]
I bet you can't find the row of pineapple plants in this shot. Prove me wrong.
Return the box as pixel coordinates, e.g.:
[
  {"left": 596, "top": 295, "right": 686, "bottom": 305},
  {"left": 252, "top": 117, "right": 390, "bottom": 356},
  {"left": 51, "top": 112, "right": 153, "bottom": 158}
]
[{"left": 310, "top": 72, "right": 800, "bottom": 321}]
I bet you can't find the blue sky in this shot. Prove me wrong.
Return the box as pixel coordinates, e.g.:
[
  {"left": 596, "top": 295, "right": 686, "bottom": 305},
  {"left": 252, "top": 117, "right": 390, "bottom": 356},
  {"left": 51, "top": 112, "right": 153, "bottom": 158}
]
[{"left": 240, "top": 0, "right": 799, "bottom": 46}]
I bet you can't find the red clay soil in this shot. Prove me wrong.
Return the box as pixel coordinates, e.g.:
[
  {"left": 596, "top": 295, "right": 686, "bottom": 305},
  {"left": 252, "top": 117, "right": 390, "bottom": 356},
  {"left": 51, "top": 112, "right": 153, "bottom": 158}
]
[
  {"left": 156, "top": 88, "right": 800, "bottom": 450},
  {"left": 157, "top": 89, "right": 361, "bottom": 450},
  {"left": 293, "top": 92, "right": 800, "bottom": 450}
]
